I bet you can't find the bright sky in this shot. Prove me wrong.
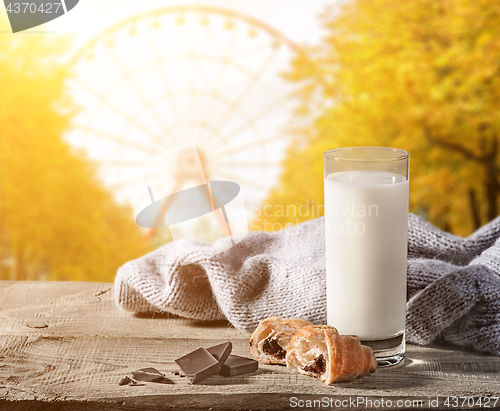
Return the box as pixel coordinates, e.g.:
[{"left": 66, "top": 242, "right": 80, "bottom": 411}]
[
  {"left": 46, "top": 0, "right": 327, "bottom": 52},
  {"left": 38, "top": 1, "right": 330, "bottom": 216}
]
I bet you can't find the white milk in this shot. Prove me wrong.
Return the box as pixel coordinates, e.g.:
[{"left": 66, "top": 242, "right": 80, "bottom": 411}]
[{"left": 324, "top": 171, "right": 408, "bottom": 340}]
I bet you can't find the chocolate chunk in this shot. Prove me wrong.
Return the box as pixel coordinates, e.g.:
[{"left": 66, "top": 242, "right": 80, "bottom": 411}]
[
  {"left": 118, "top": 376, "right": 140, "bottom": 386},
  {"left": 220, "top": 355, "right": 258, "bottom": 377},
  {"left": 303, "top": 354, "right": 326, "bottom": 374},
  {"left": 206, "top": 342, "right": 232, "bottom": 364},
  {"left": 175, "top": 347, "right": 221, "bottom": 384},
  {"left": 26, "top": 323, "right": 48, "bottom": 329},
  {"left": 262, "top": 337, "right": 286, "bottom": 359},
  {"left": 132, "top": 367, "right": 164, "bottom": 382},
  {"left": 119, "top": 376, "right": 133, "bottom": 386}
]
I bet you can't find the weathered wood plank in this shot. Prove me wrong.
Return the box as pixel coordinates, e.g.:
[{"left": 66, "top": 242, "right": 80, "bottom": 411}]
[
  {"left": 0, "top": 281, "right": 246, "bottom": 340},
  {"left": 1, "top": 281, "right": 499, "bottom": 410}
]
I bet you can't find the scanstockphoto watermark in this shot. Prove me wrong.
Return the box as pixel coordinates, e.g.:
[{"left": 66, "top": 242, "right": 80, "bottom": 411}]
[
  {"left": 250, "top": 200, "right": 325, "bottom": 231},
  {"left": 3, "top": 0, "right": 79, "bottom": 33},
  {"left": 290, "top": 396, "right": 424, "bottom": 408},
  {"left": 250, "top": 200, "right": 379, "bottom": 234},
  {"left": 325, "top": 201, "right": 379, "bottom": 236},
  {"left": 290, "top": 396, "right": 500, "bottom": 409}
]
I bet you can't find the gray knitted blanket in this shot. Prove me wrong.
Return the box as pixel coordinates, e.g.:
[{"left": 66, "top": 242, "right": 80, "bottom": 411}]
[{"left": 115, "top": 213, "right": 500, "bottom": 356}]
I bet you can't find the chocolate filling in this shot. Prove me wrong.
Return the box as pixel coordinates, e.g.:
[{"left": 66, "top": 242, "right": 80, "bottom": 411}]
[
  {"left": 262, "top": 337, "right": 286, "bottom": 359},
  {"left": 303, "top": 354, "right": 326, "bottom": 374}
]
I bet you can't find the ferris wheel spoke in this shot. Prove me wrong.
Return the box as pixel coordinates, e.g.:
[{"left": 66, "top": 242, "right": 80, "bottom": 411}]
[
  {"left": 202, "top": 46, "right": 282, "bottom": 147},
  {"left": 211, "top": 133, "right": 289, "bottom": 159},
  {"left": 208, "top": 92, "right": 291, "bottom": 149},
  {"left": 211, "top": 169, "right": 267, "bottom": 192},
  {"left": 174, "top": 118, "right": 219, "bottom": 138},
  {"left": 109, "top": 179, "right": 137, "bottom": 191},
  {"left": 193, "top": 57, "right": 212, "bottom": 86},
  {"left": 73, "top": 124, "right": 160, "bottom": 156},
  {"left": 233, "top": 42, "right": 274, "bottom": 62},
  {"left": 202, "top": 19, "right": 224, "bottom": 55},
  {"left": 192, "top": 58, "right": 219, "bottom": 143},
  {"left": 147, "top": 26, "right": 187, "bottom": 142},
  {"left": 189, "top": 16, "right": 200, "bottom": 139},
  {"left": 74, "top": 78, "right": 171, "bottom": 150},
  {"left": 198, "top": 22, "right": 242, "bottom": 142},
  {"left": 212, "top": 160, "right": 278, "bottom": 169},
  {"left": 99, "top": 159, "right": 145, "bottom": 168},
  {"left": 107, "top": 48, "right": 179, "bottom": 148}
]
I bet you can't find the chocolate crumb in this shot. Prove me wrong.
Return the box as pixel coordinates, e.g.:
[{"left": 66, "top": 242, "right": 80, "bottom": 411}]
[
  {"left": 26, "top": 323, "right": 48, "bottom": 329},
  {"left": 303, "top": 354, "right": 326, "bottom": 375},
  {"left": 132, "top": 367, "right": 165, "bottom": 382},
  {"left": 118, "top": 376, "right": 141, "bottom": 386},
  {"left": 95, "top": 288, "right": 110, "bottom": 297},
  {"left": 262, "top": 337, "right": 286, "bottom": 360},
  {"left": 119, "top": 376, "right": 132, "bottom": 386}
]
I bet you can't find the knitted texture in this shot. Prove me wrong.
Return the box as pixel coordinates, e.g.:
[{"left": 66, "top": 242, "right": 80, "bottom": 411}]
[{"left": 115, "top": 213, "right": 500, "bottom": 356}]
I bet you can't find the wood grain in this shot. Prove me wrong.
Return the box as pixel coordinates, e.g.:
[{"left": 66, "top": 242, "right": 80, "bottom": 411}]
[{"left": 1, "top": 281, "right": 499, "bottom": 410}]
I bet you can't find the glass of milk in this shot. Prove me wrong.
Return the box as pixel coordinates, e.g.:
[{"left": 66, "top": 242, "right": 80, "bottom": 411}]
[{"left": 324, "top": 147, "right": 409, "bottom": 367}]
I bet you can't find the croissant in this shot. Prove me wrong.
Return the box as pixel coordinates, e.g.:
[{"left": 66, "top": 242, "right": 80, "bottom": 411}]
[
  {"left": 250, "top": 316, "right": 313, "bottom": 365},
  {"left": 286, "top": 325, "right": 377, "bottom": 384}
]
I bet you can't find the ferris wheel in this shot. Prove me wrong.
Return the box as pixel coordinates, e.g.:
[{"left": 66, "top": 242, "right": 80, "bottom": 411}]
[{"left": 67, "top": 5, "right": 300, "bottom": 227}]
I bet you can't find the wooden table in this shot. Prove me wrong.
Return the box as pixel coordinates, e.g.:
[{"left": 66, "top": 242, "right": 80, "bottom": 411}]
[{"left": 1, "top": 281, "right": 499, "bottom": 410}]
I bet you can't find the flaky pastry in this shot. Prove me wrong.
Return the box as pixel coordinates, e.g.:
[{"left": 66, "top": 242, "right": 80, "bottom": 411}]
[
  {"left": 286, "top": 325, "right": 377, "bottom": 384},
  {"left": 249, "top": 316, "right": 313, "bottom": 365}
]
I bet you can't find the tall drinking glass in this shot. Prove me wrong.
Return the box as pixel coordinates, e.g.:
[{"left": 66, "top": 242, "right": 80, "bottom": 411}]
[{"left": 324, "top": 147, "right": 409, "bottom": 366}]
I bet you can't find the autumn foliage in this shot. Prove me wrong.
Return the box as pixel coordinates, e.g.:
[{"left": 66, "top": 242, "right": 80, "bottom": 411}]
[
  {"left": 0, "top": 32, "right": 148, "bottom": 281},
  {"left": 256, "top": 0, "right": 500, "bottom": 236}
]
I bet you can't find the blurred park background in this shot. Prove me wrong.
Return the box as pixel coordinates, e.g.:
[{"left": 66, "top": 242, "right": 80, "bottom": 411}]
[{"left": 1, "top": 0, "right": 500, "bottom": 282}]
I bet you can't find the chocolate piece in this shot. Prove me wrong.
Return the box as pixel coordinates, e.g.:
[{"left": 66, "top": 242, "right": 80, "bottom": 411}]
[
  {"left": 220, "top": 355, "right": 258, "bottom": 377},
  {"left": 175, "top": 347, "right": 221, "bottom": 384},
  {"left": 119, "top": 376, "right": 133, "bottom": 386},
  {"left": 26, "top": 323, "right": 48, "bottom": 329},
  {"left": 118, "top": 376, "right": 141, "bottom": 386},
  {"left": 132, "top": 367, "right": 164, "bottom": 382},
  {"left": 262, "top": 337, "right": 286, "bottom": 359},
  {"left": 207, "top": 342, "right": 232, "bottom": 364},
  {"left": 303, "top": 354, "right": 326, "bottom": 375}
]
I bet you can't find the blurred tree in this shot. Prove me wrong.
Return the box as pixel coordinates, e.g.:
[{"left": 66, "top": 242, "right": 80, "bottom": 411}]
[
  {"left": 0, "top": 27, "right": 148, "bottom": 281},
  {"left": 256, "top": 0, "right": 500, "bottom": 236}
]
